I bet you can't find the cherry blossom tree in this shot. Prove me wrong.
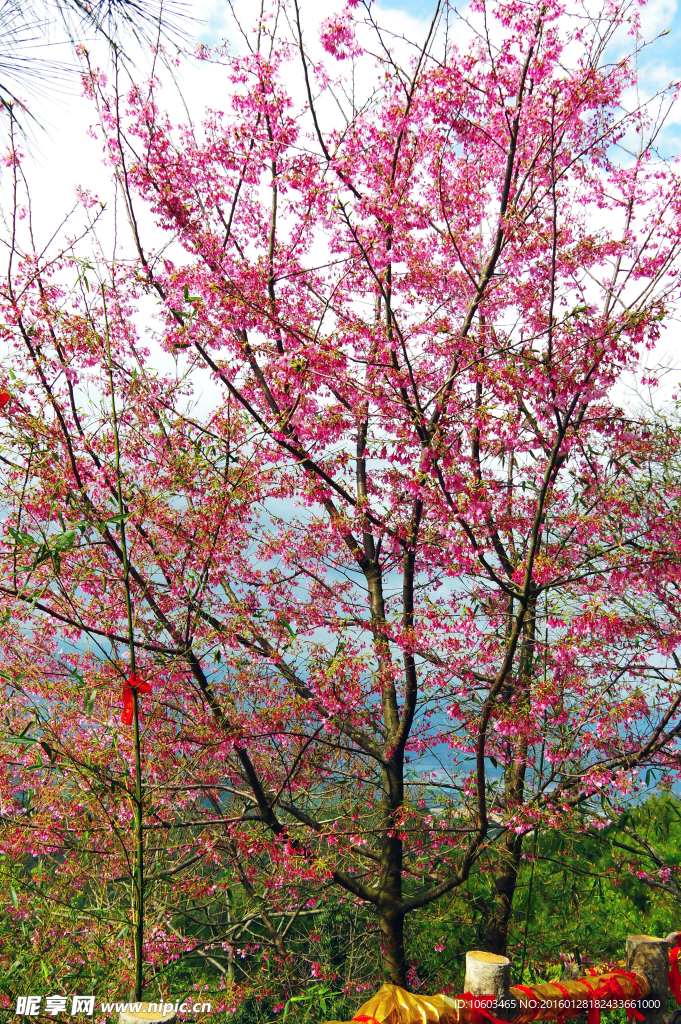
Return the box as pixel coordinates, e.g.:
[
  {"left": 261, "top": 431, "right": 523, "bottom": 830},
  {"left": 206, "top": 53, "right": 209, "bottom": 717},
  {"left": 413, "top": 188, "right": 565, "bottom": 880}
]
[{"left": 2, "top": 0, "right": 681, "bottom": 998}]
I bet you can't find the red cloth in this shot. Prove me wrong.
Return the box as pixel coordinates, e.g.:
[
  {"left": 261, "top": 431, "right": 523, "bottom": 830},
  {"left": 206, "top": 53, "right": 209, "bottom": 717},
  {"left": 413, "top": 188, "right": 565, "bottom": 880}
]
[
  {"left": 122, "top": 673, "right": 151, "bottom": 725},
  {"left": 670, "top": 945, "right": 681, "bottom": 1004},
  {"left": 454, "top": 992, "right": 509, "bottom": 1024},
  {"left": 513, "top": 985, "right": 541, "bottom": 1020},
  {"left": 0, "top": 392, "right": 11, "bottom": 410},
  {"left": 589, "top": 971, "right": 644, "bottom": 1024},
  {"left": 551, "top": 982, "right": 573, "bottom": 1024},
  {"left": 512, "top": 972, "right": 644, "bottom": 1024}
]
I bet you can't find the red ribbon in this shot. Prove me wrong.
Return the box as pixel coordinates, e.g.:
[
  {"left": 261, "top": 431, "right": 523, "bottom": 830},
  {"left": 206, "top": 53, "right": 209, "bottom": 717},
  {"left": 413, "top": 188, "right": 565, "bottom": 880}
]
[
  {"left": 551, "top": 981, "right": 574, "bottom": 1024},
  {"left": 352, "top": 1017, "right": 382, "bottom": 1024},
  {"left": 511, "top": 973, "right": 644, "bottom": 1024},
  {"left": 588, "top": 972, "right": 644, "bottom": 1024},
  {"left": 122, "top": 673, "right": 151, "bottom": 725},
  {"left": 670, "top": 945, "right": 681, "bottom": 1004},
  {"left": 458, "top": 992, "right": 511, "bottom": 1024},
  {"left": 0, "top": 392, "right": 11, "bottom": 411},
  {"left": 513, "top": 984, "right": 542, "bottom": 1022}
]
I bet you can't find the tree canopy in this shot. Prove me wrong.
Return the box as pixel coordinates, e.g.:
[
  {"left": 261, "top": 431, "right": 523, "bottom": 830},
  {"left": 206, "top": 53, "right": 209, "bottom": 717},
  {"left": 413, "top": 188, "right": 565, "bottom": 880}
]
[{"left": 1, "top": 0, "right": 681, "bottom": 1009}]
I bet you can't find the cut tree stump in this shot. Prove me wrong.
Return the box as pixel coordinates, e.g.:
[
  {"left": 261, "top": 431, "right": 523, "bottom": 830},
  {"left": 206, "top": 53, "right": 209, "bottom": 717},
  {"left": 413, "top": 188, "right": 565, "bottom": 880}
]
[
  {"left": 626, "top": 933, "right": 668, "bottom": 1024},
  {"left": 464, "top": 950, "right": 516, "bottom": 1020}
]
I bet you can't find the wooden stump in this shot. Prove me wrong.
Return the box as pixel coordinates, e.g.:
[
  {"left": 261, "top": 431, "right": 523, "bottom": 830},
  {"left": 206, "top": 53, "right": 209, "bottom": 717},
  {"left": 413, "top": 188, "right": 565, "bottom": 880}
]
[
  {"left": 464, "top": 950, "right": 516, "bottom": 1020},
  {"left": 626, "top": 934, "right": 668, "bottom": 1024},
  {"left": 118, "top": 1003, "right": 178, "bottom": 1024}
]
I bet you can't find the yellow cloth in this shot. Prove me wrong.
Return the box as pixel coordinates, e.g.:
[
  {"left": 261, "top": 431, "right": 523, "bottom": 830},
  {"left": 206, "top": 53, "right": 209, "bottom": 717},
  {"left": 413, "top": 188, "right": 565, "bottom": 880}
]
[{"left": 323, "top": 984, "right": 471, "bottom": 1024}]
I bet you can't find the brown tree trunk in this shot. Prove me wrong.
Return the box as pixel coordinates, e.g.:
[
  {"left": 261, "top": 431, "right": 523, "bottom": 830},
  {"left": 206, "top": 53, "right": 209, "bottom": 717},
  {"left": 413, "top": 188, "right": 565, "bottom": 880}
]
[
  {"left": 485, "top": 832, "right": 523, "bottom": 955},
  {"left": 378, "top": 761, "right": 407, "bottom": 985},
  {"left": 379, "top": 901, "right": 407, "bottom": 986},
  {"left": 486, "top": 594, "right": 535, "bottom": 955}
]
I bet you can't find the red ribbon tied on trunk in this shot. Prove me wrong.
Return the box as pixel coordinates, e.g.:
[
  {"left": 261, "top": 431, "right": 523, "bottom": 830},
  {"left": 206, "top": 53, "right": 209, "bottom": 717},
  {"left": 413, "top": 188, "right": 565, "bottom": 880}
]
[
  {"left": 458, "top": 992, "right": 509, "bottom": 1024},
  {"left": 513, "top": 984, "right": 542, "bottom": 1022},
  {"left": 551, "top": 981, "right": 574, "bottom": 1024},
  {"left": 669, "top": 943, "right": 681, "bottom": 1004},
  {"left": 588, "top": 972, "right": 644, "bottom": 1024},
  {"left": 122, "top": 673, "right": 151, "bottom": 725}
]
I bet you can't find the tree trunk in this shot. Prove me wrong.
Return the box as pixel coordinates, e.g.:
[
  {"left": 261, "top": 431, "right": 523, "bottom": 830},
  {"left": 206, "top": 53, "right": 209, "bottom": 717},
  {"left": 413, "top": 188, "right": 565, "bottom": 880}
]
[
  {"left": 378, "top": 758, "right": 407, "bottom": 985},
  {"left": 487, "top": 594, "right": 535, "bottom": 955},
  {"left": 485, "top": 832, "right": 523, "bottom": 955},
  {"left": 379, "top": 902, "right": 407, "bottom": 986}
]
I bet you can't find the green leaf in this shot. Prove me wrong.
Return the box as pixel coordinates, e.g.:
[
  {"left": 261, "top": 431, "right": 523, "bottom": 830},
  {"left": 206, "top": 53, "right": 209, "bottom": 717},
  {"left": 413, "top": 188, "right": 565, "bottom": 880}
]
[
  {"left": 103, "top": 513, "right": 129, "bottom": 526},
  {"left": 53, "top": 529, "right": 76, "bottom": 551},
  {"left": 9, "top": 885, "right": 18, "bottom": 910},
  {"left": 7, "top": 527, "right": 35, "bottom": 547}
]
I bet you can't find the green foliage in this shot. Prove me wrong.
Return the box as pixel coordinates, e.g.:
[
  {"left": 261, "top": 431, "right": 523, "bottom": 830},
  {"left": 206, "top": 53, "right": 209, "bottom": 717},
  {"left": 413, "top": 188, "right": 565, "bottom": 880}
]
[
  {"left": 514, "top": 796, "right": 681, "bottom": 978},
  {"left": 2, "top": 796, "right": 680, "bottom": 1021}
]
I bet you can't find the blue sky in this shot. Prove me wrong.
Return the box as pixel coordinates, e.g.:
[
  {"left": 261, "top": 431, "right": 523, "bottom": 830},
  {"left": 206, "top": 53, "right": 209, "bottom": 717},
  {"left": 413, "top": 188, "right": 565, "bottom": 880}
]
[{"left": 366, "top": 0, "right": 681, "bottom": 157}]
